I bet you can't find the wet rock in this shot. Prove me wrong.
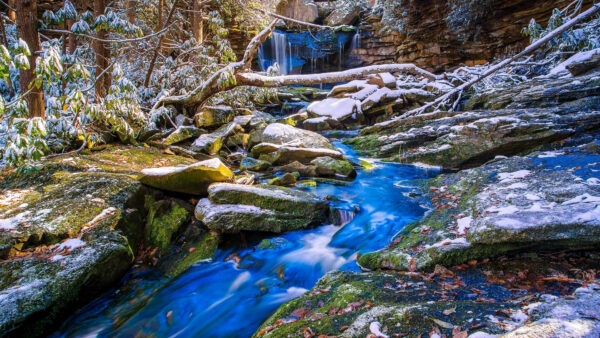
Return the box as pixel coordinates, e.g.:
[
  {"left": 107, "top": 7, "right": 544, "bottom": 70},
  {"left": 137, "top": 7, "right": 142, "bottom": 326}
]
[
  {"left": 278, "top": 112, "right": 310, "bottom": 127},
  {"left": 257, "top": 123, "right": 336, "bottom": 150},
  {"left": 311, "top": 156, "right": 357, "bottom": 179},
  {"left": 351, "top": 91, "right": 600, "bottom": 169},
  {"left": 194, "top": 183, "right": 330, "bottom": 233},
  {"left": 138, "top": 158, "right": 234, "bottom": 195},
  {"left": 358, "top": 154, "right": 600, "bottom": 271},
  {"left": 194, "top": 105, "right": 235, "bottom": 128},
  {"left": 253, "top": 270, "right": 518, "bottom": 337},
  {"left": 143, "top": 197, "right": 191, "bottom": 253},
  {"left": 279, "top": 161, "right": 319, "bottom": 177},
  {"left": 0, "top": 146, "right": 203, "bottom": 335},
  {"left": 240, "top": 157, "right": 271, "bottom": 172},
  {"left": 302, "top": 116, "right": 334, "bottom": 131},
  {"left": 268, "top": 172, "right": 299, "bottom": 187},
  {"left": 251, "top": 143, "right": 344, "bottom": 165},
  {"left": 191, "top": 123, "right": 243, "bottom": 154},
  {"left": 162, "top": 126, "right": 203, "bottom": 146}
]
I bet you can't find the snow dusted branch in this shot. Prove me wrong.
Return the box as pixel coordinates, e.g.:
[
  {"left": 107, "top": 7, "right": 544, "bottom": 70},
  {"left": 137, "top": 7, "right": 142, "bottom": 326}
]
[{"left": 237, "top": 64, "right": 440, "bottom": 87}]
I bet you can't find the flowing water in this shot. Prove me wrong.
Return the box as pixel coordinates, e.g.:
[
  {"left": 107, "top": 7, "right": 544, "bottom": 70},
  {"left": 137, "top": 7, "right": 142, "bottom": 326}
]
[{"left": 53, "top": 143, "right": 442, "bottom": 337}]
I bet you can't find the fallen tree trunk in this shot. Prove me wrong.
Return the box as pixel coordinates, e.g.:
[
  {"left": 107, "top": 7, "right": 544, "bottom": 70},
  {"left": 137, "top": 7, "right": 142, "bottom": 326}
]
[{"left": 153, "top": 19, "right": 440, "bottom": 111}]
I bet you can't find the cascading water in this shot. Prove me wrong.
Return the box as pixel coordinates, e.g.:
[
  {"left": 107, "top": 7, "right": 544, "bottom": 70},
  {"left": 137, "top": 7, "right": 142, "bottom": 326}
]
[
  {"left": 350, "top": 28, "right": 361, "bottom": 52},
  {"left": 271, "top": 31, "right": 289, "bottom": 75}
]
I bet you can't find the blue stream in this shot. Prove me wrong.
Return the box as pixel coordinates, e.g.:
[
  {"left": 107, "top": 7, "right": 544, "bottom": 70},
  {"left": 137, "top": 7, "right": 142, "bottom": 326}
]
[{"left": 54, "top": 143, "right": 442, "bottom": 337}]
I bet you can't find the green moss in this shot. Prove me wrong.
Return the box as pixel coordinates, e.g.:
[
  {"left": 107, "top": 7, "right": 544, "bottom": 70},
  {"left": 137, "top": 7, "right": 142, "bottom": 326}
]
[
  {"left": 163, "top": 231, "right": 220, "bottom": 278},
  {"left": 144, "top": 197, "right": 191, "bottom": 253}
]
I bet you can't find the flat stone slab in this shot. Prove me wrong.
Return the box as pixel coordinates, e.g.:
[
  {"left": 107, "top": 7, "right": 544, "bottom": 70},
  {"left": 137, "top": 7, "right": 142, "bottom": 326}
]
[
  {"left": 138, "top": 158, "right": 234, "bottom": 195},
  {"left": 195, "top": 183, "right": 330, "bottom": 233},
  {"left": 358, "top": 151, "right": 600, "bottom": 272}
]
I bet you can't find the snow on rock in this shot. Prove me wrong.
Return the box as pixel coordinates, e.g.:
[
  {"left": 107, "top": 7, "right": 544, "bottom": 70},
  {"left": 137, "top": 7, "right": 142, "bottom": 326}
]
[
  {"left": 54, "top": 238, "right": 86, "bottom": 252},
  {"left": 307, "top": 98, "right": 361, "bottom": 122},
  {"left": 497, "top": 170, "right": 531, "bottom": 182},
  {"left": 549, "top": 48, "right": 600, "bottom": 77}
]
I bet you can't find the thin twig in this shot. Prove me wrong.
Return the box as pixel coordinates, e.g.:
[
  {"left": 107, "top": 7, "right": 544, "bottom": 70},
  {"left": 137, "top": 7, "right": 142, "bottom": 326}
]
[{"left": 42, "top": 24, "right": 175, "bottom": 44}]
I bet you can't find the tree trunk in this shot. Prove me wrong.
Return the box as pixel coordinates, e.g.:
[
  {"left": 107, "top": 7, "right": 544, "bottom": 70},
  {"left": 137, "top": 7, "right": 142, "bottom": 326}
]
[
  {"left": 157, "top": 0, "right": 164, "bottom": 29},
  {"left": 94, "top": 0, "right": 111, "bottom": 97},
  {"left": 8, "top": 0, "right": 15, "bottom": 21},
  {"left": 192, "top": 0, "right": 203, "bottom": 43},
  {"left": 126, "top": 0, "right": 136, "bottom": 24},
  {"left": 144, "top": 0, "right": 178, "bottom": 88},
  {"left": 15, "top": 0, "right": 45, "bottom": 118}
]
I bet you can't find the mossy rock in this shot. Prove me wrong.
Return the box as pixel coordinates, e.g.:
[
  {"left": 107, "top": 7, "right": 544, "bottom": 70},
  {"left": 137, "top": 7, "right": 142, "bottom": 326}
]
[
  {"left": 194, "top": 105, "right": 236, "bottom": 129},
  {"left": 195, "top": 183, "right": 330, "bottom": 233},
  {"left": 240, "top": 157, "right": 272, "bottom": 171},
  {"left": 162, "top": 126, "right": 203, "bottom": 146},
  {"left": 138, "top": 158, "right": 234, "bottom": 195},
  {"left": 311, "top": 156, "right": 357, "bottom": 179},
  {"left": 144, "top": 197, "right": 192, "bottom": 253},
  {"left": 254, "top": 270, "right": 514, "bottom": 337}
]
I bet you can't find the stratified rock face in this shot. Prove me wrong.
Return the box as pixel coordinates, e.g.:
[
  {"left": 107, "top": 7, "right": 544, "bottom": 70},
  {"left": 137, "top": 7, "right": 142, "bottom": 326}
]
[
  {"left": 138, "top": 158, "right": 234, "bottom": 195},
  {"left": 354, "top": 0, "right": 593, "bottom": 71},
  {"left": 195, "top": 183, "right": 330, "bottom": 233},
  {"left": 276, "top": 0, "right": 319, "bottom": 24},
  {"left": 358, "top": 152, "right": 600, "bottom": 272},
  {"left": 348, "top": 71, "right": 600, "bottom": 169},
  {"left": 0, "top": 146, "right": 203, "bottom": 336}
]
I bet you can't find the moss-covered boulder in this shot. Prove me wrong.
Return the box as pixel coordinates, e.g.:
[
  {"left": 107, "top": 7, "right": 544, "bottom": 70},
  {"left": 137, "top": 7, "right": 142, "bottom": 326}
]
[
  {"left": 268, "top": 172, "right": 299, "bottom": 186},
  {"left": 194, "top": 105, "right": 235, "bottom": 128},
  {"left": 162, "top": 126, "right": 203, "bottom": 146},
  {"left": 358, "top": 154, "right": 600, "bottom": 272},
  {"left": 138, "top": 158, "right": 234, "bottom": 195},
  {"left": 191, "top": 123, "right": 243, "bottom": 155},
  {"left": 194, "top": 183, "right": 330, "bottom": 233},
  {"left": 253, "top": 270, "right": 515, "bottom": 337},
  {"left": 311, "top": 156, "right": 357, "bottom": 179},
  {"left": 144, "top": 197, "right": 192, "bottom": 253}
]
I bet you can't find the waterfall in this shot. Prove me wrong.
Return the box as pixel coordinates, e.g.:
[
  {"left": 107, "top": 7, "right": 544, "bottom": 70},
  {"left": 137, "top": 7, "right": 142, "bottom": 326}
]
[
  {"left": 350, "top": 29, "right": 361, "bottom": 54},
  {"left": 271, "top": 31, "right": 289, "bottom": 75},
  {"left": 258, "top": 44, "right": 266, "bottom": 72}
]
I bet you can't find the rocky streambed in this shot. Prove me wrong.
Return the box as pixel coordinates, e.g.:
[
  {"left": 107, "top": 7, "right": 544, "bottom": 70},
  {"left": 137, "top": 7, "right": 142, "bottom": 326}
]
[{"left": 2, "top": 50, "right": 600, "bottom": 337}]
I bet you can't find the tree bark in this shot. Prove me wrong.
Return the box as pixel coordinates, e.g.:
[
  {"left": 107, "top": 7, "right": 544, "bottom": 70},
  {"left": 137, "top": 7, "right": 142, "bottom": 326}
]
[
  {"left": 144, "top": 0, "right": 178, "bottom": 88},
  {"left": 94, "top": 0, "right": 111, "bottom": 97},
  {"left": 15, "top": 0, "right": 45, "bottom": 118},
  {"left": 126, "top": 0, "right": 136, "bottom": 24},
  {"left": 157, "top": 0, "right": 164, "bottom": 29},
  {"left": 192, "top": 0, "right": 203, "bottom": 43}
]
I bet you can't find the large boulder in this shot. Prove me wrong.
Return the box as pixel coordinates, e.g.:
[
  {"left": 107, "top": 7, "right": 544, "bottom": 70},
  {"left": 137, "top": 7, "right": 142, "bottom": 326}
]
[
  {"left": 358, "top": 153, "right": 600, "bottom": 272},
  {"left": 324, "top": 0, "right": 365, "bottom": 26},
  {"left": 195, "top": 183, "right": 330, "bottom": 233},
  {"left": 276, "top": 0, "right": 319, "bottom": 24},
  {"left": 191, "top": 123, "right": 243, "bottom": 154},
  {"left": 194, "top": 105, "right": 235, "bottom": 128},
  {"left": 162, "top": 126, "right": 203, "bottom": 146},
  {"left": 311, "top": 156, "right": 357, "bottom": 179},
  {"left": 257, "top": 123, "right": 336, "bottom": 150},
  {"left": 0, "top": 146, "right": 209, "bottom": 336},
  {"left": 138, "top": 158, "right": 234, "bottom": 195},
  {"left": 250, "top": 143, "right": 344, "bottom": 165}
]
